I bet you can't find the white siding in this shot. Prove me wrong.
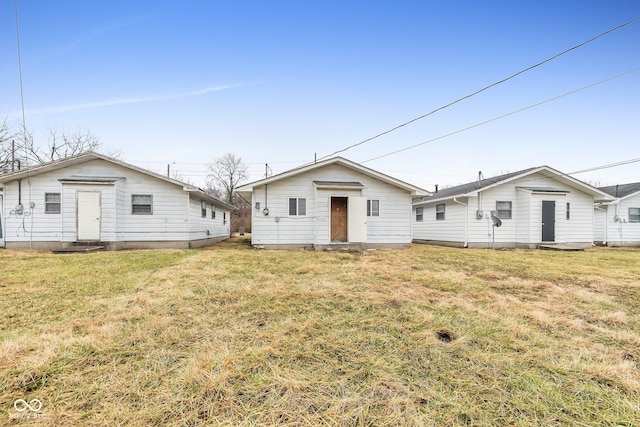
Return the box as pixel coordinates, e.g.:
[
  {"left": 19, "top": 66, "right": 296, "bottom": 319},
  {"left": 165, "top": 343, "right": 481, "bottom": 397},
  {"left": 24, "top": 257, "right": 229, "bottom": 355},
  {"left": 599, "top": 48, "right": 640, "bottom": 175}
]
[
  {"left": 188, "top": 196, "right": 230, "bottom": 240},
  {"left": 412, "top": 200, "right": 466, "bottom": 244},
  {"left": 606, "top": 193, "right": 640, "bottom": 246},
  {"left": 594, "top": 206, "right": 607, "bottom": 243},
  {"left": 250, "top": 163, "right": 413, "bottom": 246},
  {"left": 413, "top": 171, "right": 598, "bottom": 247},
  {"left": 1, "top": 158, "right": 230, "bottom": 247}
]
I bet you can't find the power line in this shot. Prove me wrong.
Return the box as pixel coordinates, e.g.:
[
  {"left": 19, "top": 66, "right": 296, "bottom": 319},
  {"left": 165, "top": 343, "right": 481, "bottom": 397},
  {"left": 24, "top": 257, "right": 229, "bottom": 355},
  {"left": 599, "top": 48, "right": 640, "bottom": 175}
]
[
  {"left": 317, "top": 15, "right": 640, "bottom": 162},
  {"left": 569, "top": 158, "right": 640, "bottom": 175},
  {"left": 14, "top": 0, "right": 27, "bottom": 136},
  {"left": 361, "top": 67, "right": 640, "bottom": 164}
]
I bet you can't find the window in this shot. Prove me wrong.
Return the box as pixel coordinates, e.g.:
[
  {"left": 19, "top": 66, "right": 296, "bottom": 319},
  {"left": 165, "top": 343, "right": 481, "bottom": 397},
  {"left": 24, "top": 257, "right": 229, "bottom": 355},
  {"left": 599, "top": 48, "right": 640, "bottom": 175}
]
[
  {"left": 288, "top": 197, "right": 306, "bottom": 216},
  {"left": 201, "top": 201, "right": 207, "bottom": 218},
  {"left": 496, "top": 201, "right": 512, "bottom": 219},
  {"left": 436, "top": 204, "right": 445, "bottom": 220},
  {"left": 367, "top": 199, "right": 380, "bottom": 217},
  {"left": 211, "top": 205, "right": 216, "bottom": 219},
  {"left": 630, "top": 208, "right": 640, "bottom": 223},
  {"left": 416, "top": 207, "right": 423, "bottom": 222},
  {"left": 45, "top": 193, "right": 61, "bottom": 214},
  {"left": 566, "top": 202, "right": 570, "bottom": 220},
  {"left": 132, "top": 194, "right": 152, "bottom": 214},
  {"left": 223, "top": 212, "right": 227, "bottom": 225}
]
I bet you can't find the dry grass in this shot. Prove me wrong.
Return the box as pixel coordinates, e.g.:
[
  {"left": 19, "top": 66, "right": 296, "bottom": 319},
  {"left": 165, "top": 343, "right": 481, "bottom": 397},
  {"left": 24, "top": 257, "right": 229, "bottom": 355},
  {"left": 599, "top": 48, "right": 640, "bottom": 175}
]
[{"left": 1, "top": 239, "right": 639, "bottom": 426}]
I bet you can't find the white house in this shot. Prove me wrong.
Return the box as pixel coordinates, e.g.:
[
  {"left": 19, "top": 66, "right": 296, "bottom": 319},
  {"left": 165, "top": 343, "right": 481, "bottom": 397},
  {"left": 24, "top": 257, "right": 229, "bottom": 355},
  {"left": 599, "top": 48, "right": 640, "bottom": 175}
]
[
  {"left": 0, "top": 152, "right": 235, "bottom": 250},
  {"left": 236, "top": 157, "right": 428, "bottom": 249},
  {"left": 412, "top": 166, "right": 614, "bottom": 249},
  {"left": 595, "top": 182, "right": 640, "bottom": 247}
]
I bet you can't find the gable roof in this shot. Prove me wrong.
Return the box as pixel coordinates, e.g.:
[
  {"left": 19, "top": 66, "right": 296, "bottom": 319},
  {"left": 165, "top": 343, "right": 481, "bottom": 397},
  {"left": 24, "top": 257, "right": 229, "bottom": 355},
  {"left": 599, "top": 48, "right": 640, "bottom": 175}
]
[
  {"left": 0, "top": 151, "right": 236, "bottom": 210},
  {"left": 598, "top": 182, "right": 640, "bottom": 200},
  {"left": 414, "top": 165, "right": 613, "bottom": 205},
  {"left": 237, "top": 157, "right": 428, "bottom": 196}
]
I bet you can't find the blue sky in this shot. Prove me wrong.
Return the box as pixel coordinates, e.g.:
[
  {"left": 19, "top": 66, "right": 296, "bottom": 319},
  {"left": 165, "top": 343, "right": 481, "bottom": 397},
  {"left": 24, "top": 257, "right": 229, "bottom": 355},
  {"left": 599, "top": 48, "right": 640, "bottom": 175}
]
[{"left": 1, "top": 1, "right": 639, "bottom": 190}]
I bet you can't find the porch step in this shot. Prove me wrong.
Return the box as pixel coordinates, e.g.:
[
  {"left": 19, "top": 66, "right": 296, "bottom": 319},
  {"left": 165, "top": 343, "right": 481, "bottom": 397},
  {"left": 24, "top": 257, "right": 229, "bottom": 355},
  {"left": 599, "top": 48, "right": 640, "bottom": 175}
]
[
  {"left": 52, "top": 245, "right": 104, "bottom": 254},
  {"left": 538, "top": 244, "right": 585, "bottom": 251}
]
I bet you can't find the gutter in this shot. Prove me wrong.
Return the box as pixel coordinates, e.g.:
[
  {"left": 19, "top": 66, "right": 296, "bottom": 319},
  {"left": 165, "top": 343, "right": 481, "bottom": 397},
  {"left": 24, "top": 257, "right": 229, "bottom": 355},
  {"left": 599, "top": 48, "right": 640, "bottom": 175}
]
[{"left": 453, "top": 197, "right": 468, "bottom": 248}]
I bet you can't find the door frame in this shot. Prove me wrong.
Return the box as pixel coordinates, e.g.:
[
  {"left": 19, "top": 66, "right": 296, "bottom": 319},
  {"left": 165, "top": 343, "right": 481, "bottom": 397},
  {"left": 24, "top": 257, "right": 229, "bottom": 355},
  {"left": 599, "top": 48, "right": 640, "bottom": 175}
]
[
  {"left": 541, "top": 200, "right": 556, "bottom": 242},
  {"left": 76, "top": 191, "right": 102, "bottom": 241},
  {"left": 330, "top": 196, "right": 348, "bottom": 242}
]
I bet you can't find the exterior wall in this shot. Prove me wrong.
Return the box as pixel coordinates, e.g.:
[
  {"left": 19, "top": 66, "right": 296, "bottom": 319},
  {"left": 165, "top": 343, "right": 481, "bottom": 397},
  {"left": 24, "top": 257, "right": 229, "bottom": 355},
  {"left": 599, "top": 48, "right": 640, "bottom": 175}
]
[
  {"left": 61, "top": 183, "right": 116, "bottom": 242},
  {"left": 594, "top": 206, "right": 607, "bottom": 244},
  {"left": 250, "top": 164, "right": 413, "bottom": 247},
  {"left": 412, "top": 200, "right": 466, "bottom": 245},
  {"left": 605, "top": 194, "right": 640, "bottom": 246},
  {"left": 1, "top": 158, "right": 230, "bottom": 249},
  {"left": 413, "top": 172, "right": 597, "bottom": 247},
  {"left": 187, "top": 195, "right": 231, "bottom": 242}
]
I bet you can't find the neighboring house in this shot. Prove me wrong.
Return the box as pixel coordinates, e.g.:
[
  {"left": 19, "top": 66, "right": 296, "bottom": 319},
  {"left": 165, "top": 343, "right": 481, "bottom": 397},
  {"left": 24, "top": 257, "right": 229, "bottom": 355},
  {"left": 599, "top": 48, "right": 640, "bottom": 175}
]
[
  {"left": 0, "top": 152, "right": 235, "bottom": 250},
  {"left": 595, "top": 182, "right": 640, "bottom": 247},
  {"left": 412, "top": 166, "right": 614, "bottom": 249},
  {"left": 236, "top": 157, "right": 428, "bottom": 249}
]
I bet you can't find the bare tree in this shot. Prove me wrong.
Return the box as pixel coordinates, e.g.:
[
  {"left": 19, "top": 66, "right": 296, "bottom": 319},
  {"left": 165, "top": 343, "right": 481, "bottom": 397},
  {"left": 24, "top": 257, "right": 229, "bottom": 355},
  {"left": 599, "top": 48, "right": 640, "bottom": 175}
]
[
  {"left": 0, "top": 120, "right": 106, "bottom": 172},
  {"left": 0, "top": 119, "right": 15, "bottom": 172},
  {"left": 206, "top": 153, "right": 250, "bottom": 233},
  {"left": 206, "top": 153, "right": 249, "bottom": 204}
]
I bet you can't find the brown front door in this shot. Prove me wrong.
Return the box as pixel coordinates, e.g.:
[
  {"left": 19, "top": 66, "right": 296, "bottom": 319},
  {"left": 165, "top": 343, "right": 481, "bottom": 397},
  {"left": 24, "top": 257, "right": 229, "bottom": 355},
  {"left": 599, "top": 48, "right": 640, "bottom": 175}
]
[{"left": 331, "top": 197, "right": 348, "bottom": 242}]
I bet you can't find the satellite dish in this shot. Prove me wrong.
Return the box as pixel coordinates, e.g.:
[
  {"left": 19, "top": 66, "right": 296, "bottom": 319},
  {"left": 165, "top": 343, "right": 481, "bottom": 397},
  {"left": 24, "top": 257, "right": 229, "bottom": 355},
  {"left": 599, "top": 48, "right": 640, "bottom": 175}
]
[{"left": 491, "top": 214, "right": 502, "bottom": 228}]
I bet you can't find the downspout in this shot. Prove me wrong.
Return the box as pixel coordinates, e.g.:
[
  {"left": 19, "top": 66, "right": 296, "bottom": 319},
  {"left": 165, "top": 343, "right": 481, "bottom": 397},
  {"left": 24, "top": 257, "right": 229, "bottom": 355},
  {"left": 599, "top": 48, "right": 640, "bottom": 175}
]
[
  {"left": 453, "top": 197, "right": 468, "bottom": 248},
  {"left": 594, "top": 204, "right": 607, "bottom": 246}
]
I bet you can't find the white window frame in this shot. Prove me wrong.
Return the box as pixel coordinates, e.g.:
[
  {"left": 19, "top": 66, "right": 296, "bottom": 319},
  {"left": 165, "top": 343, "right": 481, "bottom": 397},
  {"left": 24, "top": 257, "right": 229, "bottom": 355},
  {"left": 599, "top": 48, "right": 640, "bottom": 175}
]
[
  {"left": 629, "top": 207, "right": 640, "bottom": 223},
  {"left": 211, "top": 205, "right": 216, "bottom": 219},
  {"left": 132, "top": 194, "right": 153, "bottom": 215},
  {"left": 367, "top": 199, "right": 380, "bottom": 217},
  {"left": 496, "top": 201, "right": 512, "bottom": 219},
  {"left": 416, "top": 207, "right": 423, "bottom": 222},
  {"left": 201, "top": 200, "right": 207, "bottom": 218},
  {"left": 45, "top": 192, "right": 61, "bottom": 214},
  {"left": 436, "top": 204, "right": 445, "bottom": 220},
  {"left": 288, "top": 197, "right": 307, "bottom": 216},
  {"left": 566, "top": 202, "right": 570, "bottom": 220}
]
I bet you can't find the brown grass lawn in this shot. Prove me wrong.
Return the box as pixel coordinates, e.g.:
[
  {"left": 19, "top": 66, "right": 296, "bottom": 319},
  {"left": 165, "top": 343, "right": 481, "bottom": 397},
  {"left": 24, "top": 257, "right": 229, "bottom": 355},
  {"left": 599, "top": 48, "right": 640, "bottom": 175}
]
[{"left": 1, "top": 238, "right": 639, "bottom": 426}]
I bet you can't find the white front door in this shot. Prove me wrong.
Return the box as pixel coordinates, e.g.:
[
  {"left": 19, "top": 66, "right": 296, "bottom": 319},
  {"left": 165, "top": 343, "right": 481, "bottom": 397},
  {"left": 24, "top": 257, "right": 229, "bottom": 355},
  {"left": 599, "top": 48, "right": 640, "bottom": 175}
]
[
  {"left": 77, "top": 191, "right": 101, "bottom": 241},
  {"left": 347, "top": 196, "right": 367, "bottom": 243}
]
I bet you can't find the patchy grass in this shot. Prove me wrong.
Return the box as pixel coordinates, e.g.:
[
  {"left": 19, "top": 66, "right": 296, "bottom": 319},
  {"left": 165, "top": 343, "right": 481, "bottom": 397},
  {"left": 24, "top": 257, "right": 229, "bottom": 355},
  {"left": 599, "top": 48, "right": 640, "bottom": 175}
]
[{"left": 1, "top": 239, "right": 639, "bottom": 426}]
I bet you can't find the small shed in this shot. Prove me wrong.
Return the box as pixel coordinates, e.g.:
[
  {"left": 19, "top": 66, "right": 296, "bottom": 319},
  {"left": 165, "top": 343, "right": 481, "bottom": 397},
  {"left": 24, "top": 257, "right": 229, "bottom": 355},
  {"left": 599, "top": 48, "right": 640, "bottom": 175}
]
[
  {"left": 0, "top": 152, "right": 235, "bottom": 250},
  {"left": 237, "top": 157, "right": 428, "bottom": 249},
  {"left": 412, "top": 166, "right": 613, "bottom": 248}
]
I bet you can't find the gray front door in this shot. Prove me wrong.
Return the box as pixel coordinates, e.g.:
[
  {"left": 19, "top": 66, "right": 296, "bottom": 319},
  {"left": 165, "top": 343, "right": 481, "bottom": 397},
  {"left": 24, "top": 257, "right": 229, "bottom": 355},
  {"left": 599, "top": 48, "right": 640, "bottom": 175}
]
[{"left": 542, "top": 201, "right": 555, "bottom": 242}]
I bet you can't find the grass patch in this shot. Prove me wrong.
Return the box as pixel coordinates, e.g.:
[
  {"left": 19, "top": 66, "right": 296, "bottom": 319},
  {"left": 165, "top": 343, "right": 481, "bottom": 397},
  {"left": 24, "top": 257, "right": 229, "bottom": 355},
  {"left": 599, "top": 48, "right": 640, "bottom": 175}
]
[{"left": 1, "top": 240, "right": 639, "bottom": 425}]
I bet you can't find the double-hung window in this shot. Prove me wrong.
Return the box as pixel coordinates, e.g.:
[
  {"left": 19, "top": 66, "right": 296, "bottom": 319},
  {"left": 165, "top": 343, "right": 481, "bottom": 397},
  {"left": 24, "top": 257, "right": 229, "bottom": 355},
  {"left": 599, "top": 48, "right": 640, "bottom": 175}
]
[
  {"left": 45, "top": 193, "right": 61, "bottom": 214},
  {"left": 566, "top": 203, "right": 571, "bottom": 220},
  {"left": 367, "top": 199, "right": 380, "bottom": 217},
  {"left": 289, "top": 197, "right": 306, "bottom": 216},
  {"left": 132, "top": 195, "right": 153, "bottom": 214},
  {"left": 496, "top": 201, "right": 512, "bottom": 219},
  {"left": 201, "top": 201, "right": 207, "bottom": 218},
  {"left": 211, "top": 205, "right": 216, "bottom": 219},
  {"left": 436, "top": 204, "right": 445, "bottom": 220},
  {"left": 416, "top": 207, "right": 423, "bottom": 222},
  {"left": 629, "top": 208, "right": 640, "bottom": 223}
]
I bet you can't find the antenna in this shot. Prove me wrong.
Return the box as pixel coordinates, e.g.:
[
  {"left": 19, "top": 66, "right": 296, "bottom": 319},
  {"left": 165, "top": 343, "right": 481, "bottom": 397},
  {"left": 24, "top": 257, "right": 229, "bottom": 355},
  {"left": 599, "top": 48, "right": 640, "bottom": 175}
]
[{"left": 490, "top": 211, "right": 502, "bottom": 250}]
